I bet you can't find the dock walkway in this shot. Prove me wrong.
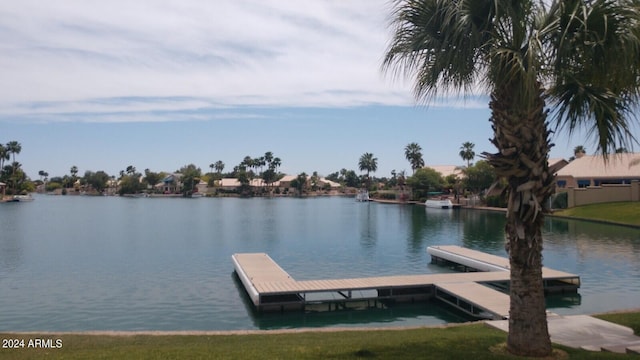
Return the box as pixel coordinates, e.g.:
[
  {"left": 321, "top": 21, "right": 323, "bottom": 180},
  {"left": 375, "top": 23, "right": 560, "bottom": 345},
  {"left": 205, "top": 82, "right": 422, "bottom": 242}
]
[{"left": 232, "top": 245, "right": 580, "bottom": 318}]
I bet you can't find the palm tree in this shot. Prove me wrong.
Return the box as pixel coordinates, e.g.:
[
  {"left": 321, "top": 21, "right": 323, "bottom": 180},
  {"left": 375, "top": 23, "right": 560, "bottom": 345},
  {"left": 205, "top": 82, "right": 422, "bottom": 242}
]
[
  {"left": 0, "top": 144, "right": 8, "bottom": 171},
  {"left": 214, "top": 160, "right": 225, "bottom": 174},
  {"left": 358, "top": 152, "right": 378, "bottom": 190},
  {"left": 264, "top": 151, "right": 274, "bottom": 166},
  {"left": 404, "top": 142, "right": 425, "bottom": 173},
  {"left": 6, "top": 141, "right": 21, "bottom": 193},
  {"left": 270, "top": 157, "right": 281, "bottom": 171},
  {"left": 358, "top": 152, "right": 378, "bottom": 178},
  {"left": 125, "top": 165, "right": 136, "bottom": 176},
  {"left": 6, "top": 141, "right": 21, "bottom": 165},
  {"left": 459, "top": 142, "right": 475, "bottom": 167},
  {"left": 384, "top": 1, "right": 640, "bottom": 356},
  {"left": 573, "top": 145, "right": 587, "bottom": 158}
]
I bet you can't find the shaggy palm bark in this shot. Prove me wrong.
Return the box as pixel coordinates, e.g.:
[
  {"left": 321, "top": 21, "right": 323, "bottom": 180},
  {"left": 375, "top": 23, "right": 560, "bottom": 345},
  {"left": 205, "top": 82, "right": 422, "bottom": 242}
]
[{"left": 484, "top": 83, "right": 555, "bottom": 357}]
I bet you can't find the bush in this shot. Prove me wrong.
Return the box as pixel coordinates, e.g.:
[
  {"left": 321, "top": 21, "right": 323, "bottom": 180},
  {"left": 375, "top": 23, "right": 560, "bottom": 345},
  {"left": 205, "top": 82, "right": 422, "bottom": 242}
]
[
  {"left": 378, "top": 192, "right": 397, "bottom": 200},
  {"left": 46, "top": 182, "right": 62, "bottom": 192},
  {"left": 485, "top": 195, "right": 507, "bottom": 208}
]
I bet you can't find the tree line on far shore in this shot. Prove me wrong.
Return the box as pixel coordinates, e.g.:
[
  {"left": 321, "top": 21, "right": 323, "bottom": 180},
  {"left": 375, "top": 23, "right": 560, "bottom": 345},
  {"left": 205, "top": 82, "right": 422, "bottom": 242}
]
[{"left": 2, "top": 139, "right": 502, "bottom": 202}]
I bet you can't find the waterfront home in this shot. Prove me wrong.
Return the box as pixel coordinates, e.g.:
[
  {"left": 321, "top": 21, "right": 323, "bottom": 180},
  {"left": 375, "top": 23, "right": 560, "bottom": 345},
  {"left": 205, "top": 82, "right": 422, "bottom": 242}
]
[
  {"left": 158, "top": 173, "right": 183, "bottom": 193},
  {"left": 556, "top": 153, "right": 640, "bottom": 188},
  {"left": 554, "top": 153, "right": 640, "bottom": 207}
]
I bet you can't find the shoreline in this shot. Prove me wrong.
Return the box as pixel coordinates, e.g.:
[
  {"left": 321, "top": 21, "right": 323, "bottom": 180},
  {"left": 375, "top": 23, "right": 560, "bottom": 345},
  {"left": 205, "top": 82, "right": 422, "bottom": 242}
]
[{"left": 2, "top": 308, "right": 639, "bottom": 336}]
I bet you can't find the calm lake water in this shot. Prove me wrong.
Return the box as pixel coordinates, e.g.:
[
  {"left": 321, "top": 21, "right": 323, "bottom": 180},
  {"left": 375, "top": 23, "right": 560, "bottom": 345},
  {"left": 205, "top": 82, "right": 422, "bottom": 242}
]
[{"left": 1, "top": 195, "right": 639, "bottom": 331}]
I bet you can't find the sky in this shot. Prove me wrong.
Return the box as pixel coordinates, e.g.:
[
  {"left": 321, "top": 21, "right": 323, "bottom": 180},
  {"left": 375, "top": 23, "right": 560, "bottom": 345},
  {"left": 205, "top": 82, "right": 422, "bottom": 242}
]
[{"left": 1, "top": 0, "right": 592, "bottom": 180}]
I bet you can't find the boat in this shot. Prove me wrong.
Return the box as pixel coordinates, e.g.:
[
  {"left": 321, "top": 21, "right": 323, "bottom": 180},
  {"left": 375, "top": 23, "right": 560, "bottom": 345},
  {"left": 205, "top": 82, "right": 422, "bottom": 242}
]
[
  {"left": 11, "top": 194, "right": 34, "bottom": 202},
  {"left": 425, "top": 198, "right": 454, "bottom": 209},
  {"left": 355, "top": 189, "right": 370, "bottom": 202}
]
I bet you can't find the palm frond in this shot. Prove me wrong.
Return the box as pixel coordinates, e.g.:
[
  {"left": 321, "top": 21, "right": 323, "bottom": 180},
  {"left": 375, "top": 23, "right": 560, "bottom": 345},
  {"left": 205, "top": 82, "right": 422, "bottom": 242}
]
[
  {"left": 546, "top": 0, "right": 640, "bottom": 158},
  {"left": 382, "top": 0, "right": 497, "bottom": 103}
]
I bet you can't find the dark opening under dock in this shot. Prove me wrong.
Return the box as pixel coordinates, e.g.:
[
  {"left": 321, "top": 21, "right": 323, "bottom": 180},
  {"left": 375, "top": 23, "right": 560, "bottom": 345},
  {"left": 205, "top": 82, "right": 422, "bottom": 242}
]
[{"left": 232, "top": 245, "right": 580, "bottom": 319}]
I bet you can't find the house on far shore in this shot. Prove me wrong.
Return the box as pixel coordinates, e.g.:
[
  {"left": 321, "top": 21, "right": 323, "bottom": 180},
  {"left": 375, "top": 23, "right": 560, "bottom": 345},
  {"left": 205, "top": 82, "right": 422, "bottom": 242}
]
[
  {"left": 195, "top": 180, "right": 207, "bottom": 194},
  {"left": 218, "top": 178, "right": 241, "bottom": 191},
  {"left": 157, "top": 173, "right": 182, "bottom": 193},
  {"left": 556, "top": 153, "right": 640, "bottom": 188},
  {"left": 427, "top": 165, "right": 462, "bottom": 179},
  {"left": 275, "top": 175, "right": 297, "bottom": 189},
  {"left": 318, "top": 178, "right": 341, "bottom": 189},
  {"left": 213, "top": 175, "right": 340, "bottom": 193}
]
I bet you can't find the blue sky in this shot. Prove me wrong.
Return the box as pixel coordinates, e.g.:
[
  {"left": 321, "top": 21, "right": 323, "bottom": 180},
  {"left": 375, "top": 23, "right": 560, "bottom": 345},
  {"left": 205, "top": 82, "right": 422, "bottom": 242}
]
[{"left": 1, "top": 0, "right": 589, "bottom": 179}]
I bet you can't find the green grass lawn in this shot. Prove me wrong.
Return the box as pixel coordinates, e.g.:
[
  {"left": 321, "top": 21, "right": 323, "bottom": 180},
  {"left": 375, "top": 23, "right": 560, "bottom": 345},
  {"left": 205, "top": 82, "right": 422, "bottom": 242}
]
[
  {"left": 553, "top": 201, "right": 640, "bottom": 227},
  {"left": 2, "top": 313, "right": 640, "bottom": 360}
]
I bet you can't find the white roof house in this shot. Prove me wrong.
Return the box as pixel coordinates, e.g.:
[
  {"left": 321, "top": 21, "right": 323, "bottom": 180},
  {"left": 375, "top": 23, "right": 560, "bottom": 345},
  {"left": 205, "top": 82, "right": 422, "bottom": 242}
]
[
  {"left": 318, "top": 178, "right": 341, "bottom": 188},
  {"left": 556, "top": 153, "right": 640, "bottom": 188}
]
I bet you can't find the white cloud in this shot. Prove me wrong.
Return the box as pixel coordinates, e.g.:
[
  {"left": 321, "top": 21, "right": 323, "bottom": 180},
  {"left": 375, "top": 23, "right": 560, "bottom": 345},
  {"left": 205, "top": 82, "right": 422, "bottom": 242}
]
[{"left": 0, "top": 0, "right": 473, "bottom": 123}]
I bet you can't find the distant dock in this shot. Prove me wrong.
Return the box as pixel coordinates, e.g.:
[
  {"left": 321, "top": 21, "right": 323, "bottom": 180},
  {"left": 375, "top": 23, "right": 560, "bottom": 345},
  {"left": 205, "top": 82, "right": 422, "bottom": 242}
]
[{"left": 232, "top": 245, "right": 580, "bottom": 319}]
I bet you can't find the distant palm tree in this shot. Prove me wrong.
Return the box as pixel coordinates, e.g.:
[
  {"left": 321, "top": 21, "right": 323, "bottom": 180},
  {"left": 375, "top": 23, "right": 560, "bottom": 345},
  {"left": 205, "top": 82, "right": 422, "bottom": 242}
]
[
  {"left": 214, "top": 160, "right": 225, "bottom": 174},
  {"left": 0, "top": 144, "right": 8, "bottom": 170},
  {"left": 264, "top": 151, "right": 274, "bottom": 166},
  {"left": 209, "top": 163, "right": 214, "bottom": 173},
  {"left": 383, "top": 1, "right": 640, "bottom": 356},
  {"left": 358, "top": 152, "right": 378, "bottom": 178},
  {"left": 6, "top": 141, "right": 21, "bottom": 193},
  {"left": 459, "top": 142, "right": 475, "bottom": 167},
  {"left": 404, "top": 142, "right": 424, "bottom": 173},
  {"left": 573, "top": 145, "right": 587, "bottom": 158},
  {"left": 70, "top": 166, "right": 79, "bottom": 189},
  {"left": 125, "top": 165, "right": 136, "bottom": 176},
  {"left": 6, "top": 141, "right": 21, "bottom": 165},
  {"left": 270, "top": 157, "right": 281, "bottom": 171}
]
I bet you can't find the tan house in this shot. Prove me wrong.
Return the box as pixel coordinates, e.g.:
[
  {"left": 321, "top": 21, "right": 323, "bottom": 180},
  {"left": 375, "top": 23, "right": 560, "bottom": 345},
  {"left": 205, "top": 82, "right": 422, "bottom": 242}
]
[
  {"left": 218, "top": 178, "right": 241, "bottom": 191},
  {"left": 318, "top": 178, "right": 341, "bottom": 189},
  {"left": 274, "top": 175, "right": 297, "bottom": 188},
  {"left": 555, "top": 153, "right": 640, "bottom": 188},
  {"left": 555, "top": 153, "right": 640, "bottom": 207},
  {"left": 215, "top": 175, "right": 339, "bottom": 192}
]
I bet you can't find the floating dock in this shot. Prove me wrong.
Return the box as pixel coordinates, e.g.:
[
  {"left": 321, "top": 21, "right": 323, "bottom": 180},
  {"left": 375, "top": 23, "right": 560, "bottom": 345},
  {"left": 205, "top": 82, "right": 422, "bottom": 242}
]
[{"left": 232, "top": 245, "right": 580, "bottom": 319}]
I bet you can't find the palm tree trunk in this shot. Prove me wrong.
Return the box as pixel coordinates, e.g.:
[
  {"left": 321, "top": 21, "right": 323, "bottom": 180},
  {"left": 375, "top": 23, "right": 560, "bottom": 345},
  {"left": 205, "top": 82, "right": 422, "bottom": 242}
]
[{"left": 484, "top": 83, "right": 555, "bottom": 357}]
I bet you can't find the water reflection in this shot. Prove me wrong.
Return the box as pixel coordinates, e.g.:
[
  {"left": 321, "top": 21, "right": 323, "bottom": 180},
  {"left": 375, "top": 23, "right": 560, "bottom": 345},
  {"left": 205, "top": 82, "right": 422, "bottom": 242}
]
[
  {"left": 358, "top": 203, "right": 377, "bottom": 250},
  {"left": 546, "top": 293, "right": 582, "bottom": 309},
  {"left": 460, "top": 210, "right": 506, "bottom": 253},
  {"left": 0, "top": 204, "right": 25, "bottom": 274}
]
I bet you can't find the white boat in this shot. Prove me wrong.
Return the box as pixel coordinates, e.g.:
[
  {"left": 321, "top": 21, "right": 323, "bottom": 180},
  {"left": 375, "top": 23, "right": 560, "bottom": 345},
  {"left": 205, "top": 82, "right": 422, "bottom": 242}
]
[
  {"left": 425, "top": 198, "right": 453, "bottom": 209},
  {"left": 11, "top": 194, "right": 34, "bottom": 202},
  {"left": 355, "top": 189, "right": 369, "bottom": 202}
]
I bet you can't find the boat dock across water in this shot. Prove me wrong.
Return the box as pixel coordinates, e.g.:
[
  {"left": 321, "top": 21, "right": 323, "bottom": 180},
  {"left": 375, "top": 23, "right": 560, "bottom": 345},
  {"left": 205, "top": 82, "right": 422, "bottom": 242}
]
[{"left": 232, "top": 245, "right": 580, "bottom": 320}]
